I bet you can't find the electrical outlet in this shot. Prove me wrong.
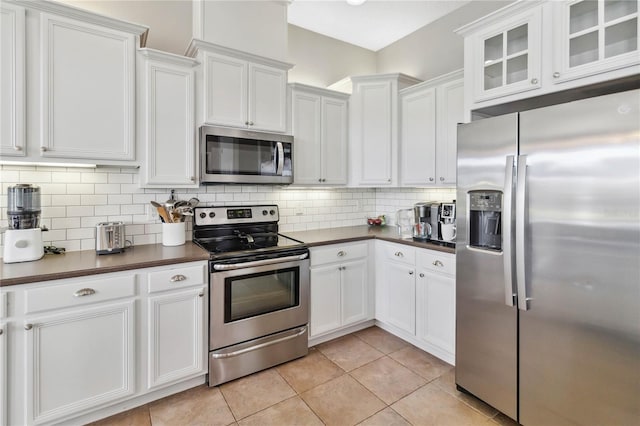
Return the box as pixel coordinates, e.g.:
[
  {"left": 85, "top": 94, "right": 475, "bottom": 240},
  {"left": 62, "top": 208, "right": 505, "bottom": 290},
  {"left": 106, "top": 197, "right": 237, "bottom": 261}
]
[
  {"left": 146, "top": 204, "right": 157, "bottom": 222},
  {"left": 295, "top": 207, "right": 304, "bottom": 216}
]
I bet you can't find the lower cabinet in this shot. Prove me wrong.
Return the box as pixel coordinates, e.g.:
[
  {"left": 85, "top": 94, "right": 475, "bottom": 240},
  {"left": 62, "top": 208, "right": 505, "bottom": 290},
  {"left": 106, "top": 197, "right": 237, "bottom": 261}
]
[
  {"left": 309, "top": 242, "right": 372, "bottom": 338},
  {"left": 5, "top": 261, "right": 207, "bottom": 426},
  {"left": 375, "top": 241, "right": 456, "bottom": 364}
]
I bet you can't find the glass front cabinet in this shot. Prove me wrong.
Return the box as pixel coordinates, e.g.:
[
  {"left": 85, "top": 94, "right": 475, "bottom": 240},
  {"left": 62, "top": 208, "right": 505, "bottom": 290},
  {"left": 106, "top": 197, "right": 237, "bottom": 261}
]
[{"left": 552, "top": 0, "right": 639, "bottom": 83}]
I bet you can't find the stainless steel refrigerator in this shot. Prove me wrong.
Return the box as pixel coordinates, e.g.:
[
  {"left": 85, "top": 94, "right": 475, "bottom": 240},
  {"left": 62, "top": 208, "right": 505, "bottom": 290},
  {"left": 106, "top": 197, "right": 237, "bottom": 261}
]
[{"left": 456, "top": 89, "right": 640, "bottom": 425}]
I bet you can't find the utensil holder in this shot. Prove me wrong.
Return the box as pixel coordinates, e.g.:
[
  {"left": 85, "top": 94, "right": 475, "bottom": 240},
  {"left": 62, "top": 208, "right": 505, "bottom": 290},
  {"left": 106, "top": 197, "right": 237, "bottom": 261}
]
[{"left": 162, "top": 222, "right": 185, "bottom": 246}]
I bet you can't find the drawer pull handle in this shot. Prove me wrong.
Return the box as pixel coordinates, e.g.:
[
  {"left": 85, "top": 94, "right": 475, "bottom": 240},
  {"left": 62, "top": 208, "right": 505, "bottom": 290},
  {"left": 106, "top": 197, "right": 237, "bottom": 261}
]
[
  {"left": 74, "top": 288, "right": 96, "bottom": 297},
  {"left": 337, "top": 251, "right": 346, "bottom": 257},
  {"left": 170, "top": 274, "right": 187, "bottom": 282},
  {"left": 432, "top": 260, "right": 444, "bottom": 267},
  {"left": 395, "top": 252, "right": 404, "bottom": 257},
  {"left": 25, "top": 324, "right": 33, "bottom": 330}
]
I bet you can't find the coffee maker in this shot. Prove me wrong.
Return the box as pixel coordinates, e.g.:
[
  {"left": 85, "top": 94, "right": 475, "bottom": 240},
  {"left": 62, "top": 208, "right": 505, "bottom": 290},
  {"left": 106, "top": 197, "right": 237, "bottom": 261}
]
[
  {"left": 3, "top": 184, "right": 45, "bottom": 263},
  {"left": 413, "top": 202, "right": 438, "bottom": 241}
]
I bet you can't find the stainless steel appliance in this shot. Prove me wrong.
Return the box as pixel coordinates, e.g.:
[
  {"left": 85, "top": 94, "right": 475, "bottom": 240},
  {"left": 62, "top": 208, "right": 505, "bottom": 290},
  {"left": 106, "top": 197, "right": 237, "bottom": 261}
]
[
  {"left": 200, "top": 126, "right": 293, "bottom": 185},
  {"left": 456, "top": 89, "right": 640, "bottom": 425},
  {"left": 192, "top": 205, "right": 309, "bottom": 386},
  {"left": 3, "top": 184, "right": 45, "bottom": 263},
  {"left": 96, "top": 222, "right": 125, "bottom": 255}
]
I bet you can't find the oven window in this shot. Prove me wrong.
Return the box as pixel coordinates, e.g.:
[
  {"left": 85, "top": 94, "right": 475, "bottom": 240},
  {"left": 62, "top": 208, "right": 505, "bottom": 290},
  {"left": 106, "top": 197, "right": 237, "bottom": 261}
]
[{"left": 224, "top": 267, "right": 299, "bottom": 323}]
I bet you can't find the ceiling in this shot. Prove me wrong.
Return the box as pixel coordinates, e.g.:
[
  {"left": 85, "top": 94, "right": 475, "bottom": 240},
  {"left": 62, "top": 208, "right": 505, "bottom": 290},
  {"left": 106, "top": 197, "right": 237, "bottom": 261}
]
[{"left": 287, "top": 0, "right": 472, "bottom": 52}]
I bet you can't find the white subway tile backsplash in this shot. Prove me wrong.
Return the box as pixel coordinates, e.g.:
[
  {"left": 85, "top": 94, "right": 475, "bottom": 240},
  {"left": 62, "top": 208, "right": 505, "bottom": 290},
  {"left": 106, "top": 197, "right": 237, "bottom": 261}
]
[
  {"left": 108, "top": 173, "right": 133, "bottom": 184},
  {"left": 81, "top": 172, "right": 108, "bottom": 183},
  {"left": 67, "top": 183, "right": 95, "bottom": 194},
  {"left": 51, "top": 194, "right": 81, "bottom": 206},
  {"left": 52, "top": 217, "right": 80, "bottom": 229},
  {"left": 95, "top": 205, "right": 120, "bottom": 216},
  {"left": 81, "top": 194, "right": 108, "bottom": 205},
  {"left": 94, "top": 184, "right": 121, "bottom": 194},
  {"left": 66, "top": 206, "right": 95, "bottom": 217},
  {"left": 66, "top": 227, "right": 96, "bottom": 240}
]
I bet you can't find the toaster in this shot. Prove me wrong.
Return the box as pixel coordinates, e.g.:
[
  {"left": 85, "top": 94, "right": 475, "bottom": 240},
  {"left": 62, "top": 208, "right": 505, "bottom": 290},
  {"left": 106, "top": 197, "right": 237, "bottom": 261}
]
[{"left": 96, "top": 221, "right": 125, "bottom": 255}]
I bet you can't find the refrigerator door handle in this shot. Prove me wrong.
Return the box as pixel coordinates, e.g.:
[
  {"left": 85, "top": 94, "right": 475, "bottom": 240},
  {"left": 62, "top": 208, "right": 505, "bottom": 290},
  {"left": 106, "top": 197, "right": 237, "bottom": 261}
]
[
  {"left": 516, "top": 154, "right": 529, "bottom": 311},
  {"left": 503, "top": 155, "right": 516, "bottom": 307}
]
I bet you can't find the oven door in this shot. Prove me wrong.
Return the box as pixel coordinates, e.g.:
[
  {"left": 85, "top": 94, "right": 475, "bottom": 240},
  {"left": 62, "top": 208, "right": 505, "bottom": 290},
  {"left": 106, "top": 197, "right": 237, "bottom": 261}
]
[{"left": 210, "top": 254, "right": 309, "bottom": 350}]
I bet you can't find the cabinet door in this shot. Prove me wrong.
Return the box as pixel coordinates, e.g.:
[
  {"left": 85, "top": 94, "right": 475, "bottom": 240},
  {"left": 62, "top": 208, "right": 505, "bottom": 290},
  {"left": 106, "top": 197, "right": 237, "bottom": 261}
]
[
  {"left": 416, "top": 271, "right": 455, "bottom": 355},
  {"left": 147, "top": 287, "right": 206, "bottom": 389},
  {"left": 472, "top": 6, "right": 542, "bottom": 102},
  {"left": 0, "top": 3, "right": 25, "bottom": 157},
  {"left": 321, "top": 96, "right": 348, "bottom": 184},
  {"left": 24, "top": 301, "right": 135, "bottom": 424},
  {"left": 340, "top": 259, "right": 368, "bottom": 326},
  {"left": 141, "top": 57, "right": 197, "bottom": 187},
  {"left": 400, "top": 87, "right": 436, "bottom": 186},
  {"left": 40, "top": 13, "right": 135, "bottom": 160},
  {"left": 356, "top": 80, "right": 393, "bottom": 185},
  {"left": 248, "top": 63, "right": 287, "bottom": 132},
  {"left": 204, "top": 52, "right": 247, "bottom": 128},
  {"left": 435, "top": 79, "right": 464, "bottom": 185},
  {"left": 384, "top": 261, "right": 416, "bottom": 334},
  {"left": 291, "top": 91, "right": 322, "bottom": 185},
  {"left": 0, "top": 322, "right": 5, "bottom": 426},
  {"left": 552, "top": 0, "right": 639, "bottom": 83},
  {"left": 310, "top": 265, "right": 341, "bottom": 337}
]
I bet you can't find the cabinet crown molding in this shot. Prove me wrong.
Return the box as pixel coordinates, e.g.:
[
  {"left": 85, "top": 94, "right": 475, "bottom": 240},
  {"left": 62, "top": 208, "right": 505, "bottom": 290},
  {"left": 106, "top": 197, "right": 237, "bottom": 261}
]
[
  {"left": 454, "top": 0, "right": 544, "bottom": 36},
  {"left": 399, "top": 69, "right": 463, "bottom": 95},
  {"left": 138, "top": 48, "right": 199, "bottom": 67},
  {"left": 289, "top": 83, "right": 350, "bottom": 99},
  {"left": 350, "top": 73, "right": 423, "bottom": 86},
  {"left": 7, "top": 0, "right": 149, "bottom": 45},
  {"left": 185, "top": 38, "right": 294, "bottom": 70}
]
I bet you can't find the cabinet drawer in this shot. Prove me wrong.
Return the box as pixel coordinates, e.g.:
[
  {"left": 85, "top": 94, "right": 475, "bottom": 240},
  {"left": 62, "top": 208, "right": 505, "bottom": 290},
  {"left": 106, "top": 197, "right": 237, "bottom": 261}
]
[
  {"left": 418, "top": 250, "right": 455, "bottom": 275},
  {"left": 25, "top": 274, "right": 136, "bottom": 314},
  {"left": 148, "top": 264, "right": 206, "bottom": 293},
  {"left": 310, "top": 242, "right": 368, "bottom": 266},
  {"left": 381, "top": 243, "right": 415, "bottom": 265}
]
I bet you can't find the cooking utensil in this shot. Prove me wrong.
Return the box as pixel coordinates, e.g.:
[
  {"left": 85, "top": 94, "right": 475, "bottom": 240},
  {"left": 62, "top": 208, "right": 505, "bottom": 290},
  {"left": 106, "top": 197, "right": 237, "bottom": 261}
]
[{"left": 151, "top": 201, "right": 171, "bottom": 223}]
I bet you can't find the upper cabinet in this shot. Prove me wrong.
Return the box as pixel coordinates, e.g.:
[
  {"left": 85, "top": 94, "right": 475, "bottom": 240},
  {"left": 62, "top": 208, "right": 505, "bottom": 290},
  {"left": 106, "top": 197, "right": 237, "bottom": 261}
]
[
  {"left": 290, "top": 83, "right": 348, "bottom": 185},
  {"left": 552, "top": 0, "right": 639, "bottom": 83},
  {"left": 457, "top": 0, "right": 639, "bottom": 115},
  {"left": 0, "top": 0, "right": 148, "bottom": 165},
  {"left": 186, "top": 40, "right": 293, "bottom": 133},
  {"left": 137, "top": 49, "right": 199, "bottom": 188},
  {"left": 334, "top": 74, "right": 421, "bottom": 187},
  {"left": 0, "top": 3, "right": 25, "bottom": 158}
]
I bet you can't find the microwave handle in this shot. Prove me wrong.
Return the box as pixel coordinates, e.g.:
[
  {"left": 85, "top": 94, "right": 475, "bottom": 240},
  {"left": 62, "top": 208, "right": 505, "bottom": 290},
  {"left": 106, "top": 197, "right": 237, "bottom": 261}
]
[{"left": 276, "top": 142, "right": 284, "bottom": 176}]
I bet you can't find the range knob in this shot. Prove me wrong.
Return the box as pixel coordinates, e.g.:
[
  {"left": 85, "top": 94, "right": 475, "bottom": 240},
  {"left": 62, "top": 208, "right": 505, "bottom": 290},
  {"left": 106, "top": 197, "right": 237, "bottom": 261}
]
[
  {"left": 199, "top": 212, "right": 206, "bottom": 219},
  {"left": 262, "top": 210, "right": 268, "bottom": 216},
  {"left": 209, "top": 212, "right": 216, "bottom": 218},
  {"left": 269, "top": 209, "right": 276, "bottom": 215}
]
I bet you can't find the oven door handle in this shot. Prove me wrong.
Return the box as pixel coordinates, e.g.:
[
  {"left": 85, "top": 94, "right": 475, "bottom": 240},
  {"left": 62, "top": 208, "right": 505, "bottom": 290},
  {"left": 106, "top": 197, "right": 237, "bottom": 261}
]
[{"left": 213, "top": 252, "right": 308, "bottom": 271}]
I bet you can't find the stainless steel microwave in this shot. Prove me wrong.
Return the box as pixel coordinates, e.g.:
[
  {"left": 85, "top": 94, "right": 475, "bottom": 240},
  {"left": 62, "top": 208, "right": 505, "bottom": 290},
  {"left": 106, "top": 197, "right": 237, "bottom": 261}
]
[{"left": 200, "top": 126, "right": 293, "bottom": 185}]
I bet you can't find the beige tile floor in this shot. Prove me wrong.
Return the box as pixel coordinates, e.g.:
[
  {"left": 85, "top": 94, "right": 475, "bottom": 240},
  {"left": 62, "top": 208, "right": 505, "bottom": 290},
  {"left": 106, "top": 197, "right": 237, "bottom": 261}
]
[{"left": 92, "top": 327, "right": 518, "bottom": 426}]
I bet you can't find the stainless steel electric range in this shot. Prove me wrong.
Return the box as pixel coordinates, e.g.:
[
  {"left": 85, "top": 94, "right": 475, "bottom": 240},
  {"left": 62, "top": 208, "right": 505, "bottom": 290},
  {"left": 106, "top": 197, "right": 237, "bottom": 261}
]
[{"left": 192, "top": 205, "right": 309, "bottom": 386}]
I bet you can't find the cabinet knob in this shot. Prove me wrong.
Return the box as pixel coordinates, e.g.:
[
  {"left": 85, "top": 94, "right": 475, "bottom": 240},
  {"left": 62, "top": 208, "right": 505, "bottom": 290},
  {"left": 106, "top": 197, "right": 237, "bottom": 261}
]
[
  {"left": 25, "top": 324, "right": 33, "bottom": 330},
  {"left": 14, "top": 146, "right": 22, "bottom": 151},
  {"left": 199, "top": 292, "right": 204, "bottom": 298},
  {"left": 387, "top": 179, "right": 391, "bottom": 182},
  {"left": 249, "top": 121, "right": 254, "bottom": 126},
  {"left": 190, "top": 176, "right": 195, "bottom": 182},
  {"left": 0, "top": 329, "right": 3, "bottom": 336},
  {"left": 322, "top": 178, "right": 326, "bottom": 182},
  {"left": 419, "top": 273, "right": 425, "bottom": 278},
  {"left": 439, "top": 177, "right": 444, "bottom": 181},
  {"left": 409, "top": 270, "right": 414, "bottom": 275},
  {"left": 395, "top": 251, "right": 404, "bottom": 257},
  {"left": 429, "top": 177, "right": 434, "bottom": 182},
  {"left": 432, "top": 260, "right": 444, "bottom": 267},
  {"left": 531, "top": 78, "right": 538, "bottom": 85},
  {"left": 318, "top": 178, "right": 322, "bottom": 182},
  {"left": 40, "top": 146, "right": 47, "bottom": 152},
  {"left": 337, "top": 251, "right": 346, "bottom": 257},
  {"left": 170, "top": 274, "right": 187, "bottom": 282},
  {"left": 245, "top": 121, "right": 249, "bottom": 125},
  {"left": 553, "top": 72, "right": 560, "bottom": 78},
  {"left": 74, "top": 288, "right": 96, "bottom": 297}
]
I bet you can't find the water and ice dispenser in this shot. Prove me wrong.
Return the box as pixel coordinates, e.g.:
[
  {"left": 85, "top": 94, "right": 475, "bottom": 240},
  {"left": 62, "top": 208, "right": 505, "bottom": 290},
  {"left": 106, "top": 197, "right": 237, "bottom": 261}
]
[{"left": 468, "top": 191, "right": 502, "bottom": 251}]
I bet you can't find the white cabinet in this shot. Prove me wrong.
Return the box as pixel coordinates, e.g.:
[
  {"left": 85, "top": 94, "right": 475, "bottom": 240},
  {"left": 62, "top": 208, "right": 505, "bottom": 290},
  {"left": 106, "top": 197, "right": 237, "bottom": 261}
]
[
  {"left": 146, "top": 264, "right": 207, "bottom": 389},
  {"left": 138, "top": 49, "right": 198, "bottom": 188},
  {"left": 416, "top": 251, "right": 456, "bottom": 357},
  {"left": 399, "top": 70, "right": 464, "bottom": 187},
  {"left": 38, "top": 12, "right": 140, "bottom": 161},
  {"left": 187, "top": 40, "right": 292, "bottom": 133},
  {"left": 0, "top": 321, "right": 6, "bottom": 426},
  {"left": 457, "top": 0, "right": 639, "bottom": 115},
  {"left": 0, "top": 3, "right": 25, "bottom": 157},
  {"left": 551, "top": 0, "right": 639, "bottom": 83},
  {"left": 309, "top": 242, "right": 371, "bottom": 338},
  {"left": 344, "top": 74, "right": 422, "bottom": 187},
  {"left": 24, "top": 301, "right": 136, "bottom": 424},
  {"left": 290, "top": 83, "right": 348, "bottom": 185},
  {"left": 375, "top": 241, "right": 456, "bottom": 364}
]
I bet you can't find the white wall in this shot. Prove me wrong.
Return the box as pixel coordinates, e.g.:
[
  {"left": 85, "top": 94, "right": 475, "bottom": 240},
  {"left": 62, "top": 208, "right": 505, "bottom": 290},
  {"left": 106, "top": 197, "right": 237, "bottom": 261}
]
[
  {"left": 376, "top": 1, "right": 511, "bottom": 81},
  {"left": 0, "top": 166, "right": 454, "bottom": 252},
  {"left": 287, "top": 24, "right": 377, "bottom": 87}
]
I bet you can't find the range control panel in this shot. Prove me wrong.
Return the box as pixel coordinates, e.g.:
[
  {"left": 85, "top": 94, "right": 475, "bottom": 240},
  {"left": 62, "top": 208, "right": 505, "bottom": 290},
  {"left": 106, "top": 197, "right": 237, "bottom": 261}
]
[{"left": 194, "top": 205, "right": 279, "bottom": 226}]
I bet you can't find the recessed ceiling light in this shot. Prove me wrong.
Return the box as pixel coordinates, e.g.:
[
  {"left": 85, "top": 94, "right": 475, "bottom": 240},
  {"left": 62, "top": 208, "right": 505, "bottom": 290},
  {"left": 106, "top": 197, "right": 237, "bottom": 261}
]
[{"left": 346, "top": 0, "right": 367, "bottom": 6}]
